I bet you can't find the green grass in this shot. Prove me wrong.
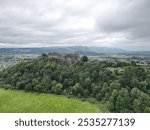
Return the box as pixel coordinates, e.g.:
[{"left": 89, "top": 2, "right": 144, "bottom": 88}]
[{"left": 0, "top": 88, "right": 103, "bottom": 113}]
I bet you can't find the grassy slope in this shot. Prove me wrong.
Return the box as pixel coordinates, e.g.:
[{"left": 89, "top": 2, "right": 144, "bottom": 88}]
[{"left": 0, "top": 88, "right": 103, "bottom": 113}]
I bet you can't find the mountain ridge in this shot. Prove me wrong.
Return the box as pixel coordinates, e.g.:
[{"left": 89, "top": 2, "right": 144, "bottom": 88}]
[{"left": 0, "top": 46, "right": 150, "bottom": 55}]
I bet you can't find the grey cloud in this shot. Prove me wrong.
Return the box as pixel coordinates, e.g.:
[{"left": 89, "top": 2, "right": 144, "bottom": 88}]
[
  {"left": 96, "top": 0, "right": 150, "bottom": 40},
  {"left": 0, "top": 0, "right": 149, "bottom": 50}
]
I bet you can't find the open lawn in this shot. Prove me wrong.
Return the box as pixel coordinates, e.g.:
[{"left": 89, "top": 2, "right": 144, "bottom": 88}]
[{"left": 0, "top": 88, "right": 103, "bottom": 113}]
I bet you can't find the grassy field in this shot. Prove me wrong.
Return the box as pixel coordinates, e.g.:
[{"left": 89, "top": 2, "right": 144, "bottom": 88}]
[{"left": 0, "top": 88, "right": 103, "bottom": 113}]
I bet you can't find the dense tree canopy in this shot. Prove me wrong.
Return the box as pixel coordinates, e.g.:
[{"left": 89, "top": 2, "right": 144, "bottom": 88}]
[{"left": 0, "top": 55, "right": 149, "bottom": 113}]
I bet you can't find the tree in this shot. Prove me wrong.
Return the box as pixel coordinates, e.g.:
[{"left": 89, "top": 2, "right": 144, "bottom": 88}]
[
  {"left": 35, "top": 84, "right": 42, "bottom": 92},
  {"left": 108, "top": 89, "right": 118, "bottom": 111},
  {"left": 41, "top": 76, "right": 52, "bottom": 92},
  {"left": 41, "top": 53, "right": 48, "bottom": 57},
  {"left": 133, "top": 99, "right": 140, "bottom": 112},
  {"left": 101, "top": 83, "right": 110, "bottom": 94},
  {"left": 32, "top": 79, "right": 39, "bottom": 87},
  {"left": 130, "top": 87, "right": 140, "bottom": 99},
  {"left": 96, "top": 93, "right": 103, "bottom": 101},
  {"left": 91, "top": 71, "right": 98, "bottom": 82},
  {"left": 116, "top": 96, "right": 126, "bottom": 112},
  {"left": 16, "top": 81, "right": 26, "bottom": 90},
  {"left": 81, "top": 55, "right": 88, "bottom": 62},
  {"left": 110, "top": 80, "right": 121, "bottom": 90},
  {"left": 138, "top": 81, "right": 148, "bottom": 92},
  {"left": 63, "top": 79, "right": 71, "bottom": 88},
  {"left": 52, "top": 83, "right": 63, "bottom": 95},
  {"left": 84, "top": 78, "right": 91, "bottom": 89},
  {"left": 52, "top": 80, "right": 57, "bottom": 88},
  {"left": 72, "top": 83, "right": 81, "bottom": 96},
  {"left": 41, "top": 53, "right": 48, "bottom": 62},
  {"left": 138, "top": 92, "right": 150, "bottom": 112},
  {"left": 83, "top": 89, "right": 90, "bottom": 98},
  {"left": 131, "top": 79, "right": 139, "bottom": 88},
  {"left": 116, "top": 88, "right": 131, "bottom": 112},
  {"left": 25, "top": 83, "right": 32, "bottom": 92}
]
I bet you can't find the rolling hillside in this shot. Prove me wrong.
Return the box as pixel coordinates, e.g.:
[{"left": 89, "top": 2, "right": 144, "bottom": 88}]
[
  {"left": 0, "top": 88, "right": 104, "bottom": 113},
  {"left": 0, "top": 46, "right": 133, "bottom": 55}
]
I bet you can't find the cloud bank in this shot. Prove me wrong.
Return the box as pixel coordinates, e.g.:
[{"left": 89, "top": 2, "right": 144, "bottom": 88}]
[{"left": 0, "top": 0, "right": 150, "bottom": 50}]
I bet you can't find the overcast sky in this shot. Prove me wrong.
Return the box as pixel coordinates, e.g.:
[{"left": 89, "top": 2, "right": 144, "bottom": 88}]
[{"left": 0, "top": 0, "right": 150, "bottom": 50}]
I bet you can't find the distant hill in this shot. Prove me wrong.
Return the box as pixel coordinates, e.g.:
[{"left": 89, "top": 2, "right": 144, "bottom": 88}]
[
  {"left": 88, "top": 47, "right": 129, "bottom": 53},
  {"left": 0, "top": 46, "right": 150, "bottom": 55}
]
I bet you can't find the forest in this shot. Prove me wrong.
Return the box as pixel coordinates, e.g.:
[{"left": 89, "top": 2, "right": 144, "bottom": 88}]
[{"left": 0, "top": 53, "right": 150, "bottom": 113}]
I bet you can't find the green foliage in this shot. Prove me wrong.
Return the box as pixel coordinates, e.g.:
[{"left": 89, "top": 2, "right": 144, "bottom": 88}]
[
  {"left": 0, "top": 57, "right": 150, "bottom": 113},
  {"left": 41, "top": 53, "right": 48, "bottom": 57},
  {"left": 52, "top": 83, "right": 63, "bottom": 95},
  {"left": 81, "top": 55, "right": 88, "bottom": 62},
  {"left": 133, "top": 99, "right": 140, "bottom": 112},
  {"left": 72, "top": 83, "right": 81, "bottom": 96}
]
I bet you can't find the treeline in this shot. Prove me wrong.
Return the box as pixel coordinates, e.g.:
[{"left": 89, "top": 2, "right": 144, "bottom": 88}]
[{"left": 0, "top": 55, "right": 149, "bottom": 112}]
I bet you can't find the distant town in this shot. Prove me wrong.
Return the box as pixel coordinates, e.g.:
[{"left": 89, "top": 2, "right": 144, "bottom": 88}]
[
  {"left": 0, "top": 54, "right": 37, "bottom": 70},
  {"left": 1, "top": 52, "right": 150, "bottom": 70}
]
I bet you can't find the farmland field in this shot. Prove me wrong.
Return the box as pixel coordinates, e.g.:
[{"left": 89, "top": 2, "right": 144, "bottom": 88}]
[{"left": 0, "top": 88, "right": 103, "bottom": 113}]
